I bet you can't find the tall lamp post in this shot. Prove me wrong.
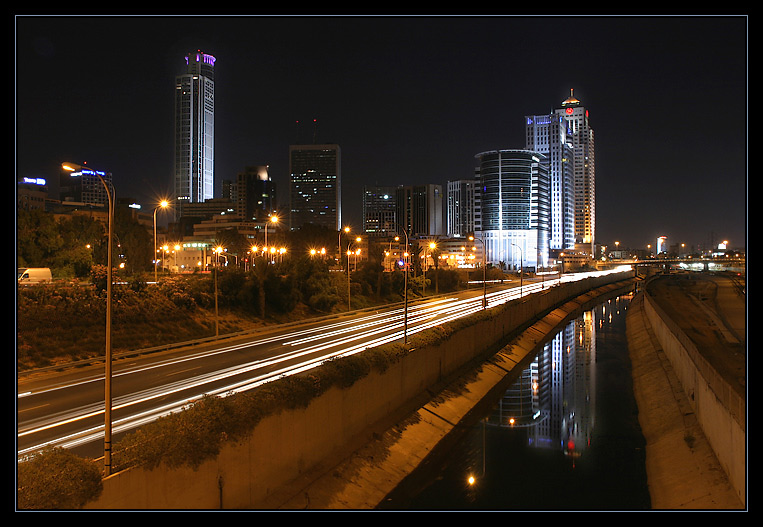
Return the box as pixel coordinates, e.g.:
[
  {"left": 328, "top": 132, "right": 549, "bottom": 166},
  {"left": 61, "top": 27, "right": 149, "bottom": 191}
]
[
  {"left": 512, "top": 242, "right": 524, "bottom": 299},
  {"left": 347, "top": 236, "right": 361, "bottom": 310},
  {"left": 153, "top": 200, "right": 169, "bottom": 282},
  {"left": 395, "top": 227, "right": 411, "bottom": 342},
  {"left": 340, "top": 226, "right": 350, "bottom": 268},
  {"left": 264, "top": 215, "right": 279, "bottom": 263},
  {"left": 469, "top": 235, "right": 487, "bottom": 309},
  {"left": 62, "top": 162, "right": 115, "bottom": 475}
]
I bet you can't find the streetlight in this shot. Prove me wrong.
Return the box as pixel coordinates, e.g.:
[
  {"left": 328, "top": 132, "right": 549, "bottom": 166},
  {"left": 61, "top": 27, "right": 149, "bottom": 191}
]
[
  {"left": 347, "top": 236, "right": 361, "bottom": 310},
  {"left": 395, "top": 227, "right": 411, "bottom": 342},
  {"left": 469, "top": 235, "right": 487, "bottom": 309},
  {"left": 512, "top": 243, "right": 524, "bottom": 298},
  {"left": 213, "top": 246, "right": 223, "bottom": 336},
  {"left": 162, "top": 245, "right": 169, "bottom": 273},
  {"left": 265, "top": 215, "right": 278, "bottom": 262},
  {"left": 62, "top": 162, "right": 115, "bottom": 475},
  {"left": 153, "top": 200, "right": 169, "bottom": 282},
  {"left": 340, "top": 226, "right": 350, "bottom": 268},
  {"left": 387, "top": 236, "right": 399, "bottom": 271}
]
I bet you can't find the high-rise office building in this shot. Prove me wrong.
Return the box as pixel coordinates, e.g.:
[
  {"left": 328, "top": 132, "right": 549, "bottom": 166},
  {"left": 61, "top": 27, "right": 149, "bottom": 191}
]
[
  {"left": 59, "top": 163, "right": 113, "bottom": 208},
  {"left": 288, "top": 144, "right": 341, "bottom": 231},
  {"left": 396, "top": 184, "right": 444, "bottom": 238},
  {"left": 446, "top": 178, "right": 479, "bottom": 238},
  {"left": 475, "top": 149, "right": 550, "bottom": 270},
  {"left": 525, "top": 112, "right": 575, "bottom": 251},
  {"left": 554, "top": 90, "right": 595, "bottom": 254},
  {"left": 174, "top": 50, "right": 216, "bottom": 220},
  {"left": 234, "top": 165, "right": 277, "bottom": 221},
  {"left": 362, "top": 185, "right": 397, "bottom": 236}
]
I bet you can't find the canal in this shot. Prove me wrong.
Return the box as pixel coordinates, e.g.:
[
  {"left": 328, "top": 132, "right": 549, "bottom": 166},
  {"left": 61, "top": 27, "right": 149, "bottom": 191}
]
[{"left": 379, "top": 290, "right": 651, "bottom": 510}]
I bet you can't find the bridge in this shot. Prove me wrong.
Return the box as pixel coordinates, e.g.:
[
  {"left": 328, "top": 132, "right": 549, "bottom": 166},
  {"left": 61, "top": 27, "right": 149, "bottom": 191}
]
[{"left": 599, "top": 256, "right": 745, "bottom": 273}]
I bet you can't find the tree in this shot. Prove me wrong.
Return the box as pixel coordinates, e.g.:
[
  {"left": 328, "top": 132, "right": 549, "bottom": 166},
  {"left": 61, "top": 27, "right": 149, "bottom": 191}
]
[
  {"left": 16, "top": 209, "right": 64, "bottom": 268},
  {"left": 114, "top": 208, "right": 153, "bottom": 274}
]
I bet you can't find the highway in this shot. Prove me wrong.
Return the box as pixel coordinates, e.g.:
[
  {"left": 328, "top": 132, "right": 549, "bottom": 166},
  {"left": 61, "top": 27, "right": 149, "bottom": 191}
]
[{"left": 17, "top": 268, "right": 628, "bottom": 462}]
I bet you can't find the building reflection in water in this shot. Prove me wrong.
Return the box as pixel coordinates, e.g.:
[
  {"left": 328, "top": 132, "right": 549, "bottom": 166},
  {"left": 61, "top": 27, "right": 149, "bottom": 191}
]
[
  {"left": 379, "top": 294, "right": 645, "bottom": 510},
  {"left": 486, "top": 298, "right": 626, "bottom": 460}
]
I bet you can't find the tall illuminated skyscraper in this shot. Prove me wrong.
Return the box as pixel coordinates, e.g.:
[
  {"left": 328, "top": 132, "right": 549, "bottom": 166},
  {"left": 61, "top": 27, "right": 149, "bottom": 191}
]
[
  {"left": 174, "top": 50, "right": 216, "bottom": 219},
  {"left": 525, "top": 112, "right": 575, "bottom": 251},
  {"left": 475, "top": 149, "right": 550, "bottom": 270},
  {"left": 555, "top": 90, "right": 595, "bottom": 255},
  {"left": 526, "top": 90, "right": 595, "bottom": 256},
  {"left": 288, "top": 144, "right": 341, "bottom": 231}
]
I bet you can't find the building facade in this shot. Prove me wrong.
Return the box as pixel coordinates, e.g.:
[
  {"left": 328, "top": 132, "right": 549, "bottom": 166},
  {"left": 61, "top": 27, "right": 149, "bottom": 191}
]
[
  {"left": 174, "top": 50, "right": 216, "bottom": 220},
  {"left": 288, "top": 144, "right": 341, "bottom": 231},
  {"left": 475, "top": 149, "right": 550, "bottom": 271}
]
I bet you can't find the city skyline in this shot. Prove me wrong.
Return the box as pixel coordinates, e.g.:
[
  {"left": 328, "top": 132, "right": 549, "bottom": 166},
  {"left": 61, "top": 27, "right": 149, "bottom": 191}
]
[{"left": 15, "top": 14, "right": 747, "bottom": 252}]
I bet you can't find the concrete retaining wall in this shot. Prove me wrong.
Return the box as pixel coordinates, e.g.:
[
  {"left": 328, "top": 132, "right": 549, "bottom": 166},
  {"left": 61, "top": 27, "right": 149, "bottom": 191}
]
[
  {"left": 85, "top": 272, "right": 632, "bottom": 509},
  {"left": 642, "top": 291, "right": 746, "bottom": 506}
]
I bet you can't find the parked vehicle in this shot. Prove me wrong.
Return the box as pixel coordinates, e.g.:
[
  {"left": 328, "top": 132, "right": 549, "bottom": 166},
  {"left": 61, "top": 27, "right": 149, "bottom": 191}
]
[{"left": 17, "top": 267, "right": 52, "bottom": 284}]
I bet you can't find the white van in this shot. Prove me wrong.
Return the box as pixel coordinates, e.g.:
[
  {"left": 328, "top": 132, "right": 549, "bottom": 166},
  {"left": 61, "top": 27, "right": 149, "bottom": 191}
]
[{"left": 18, "top": 267, "right": 52, "bottom": 284}]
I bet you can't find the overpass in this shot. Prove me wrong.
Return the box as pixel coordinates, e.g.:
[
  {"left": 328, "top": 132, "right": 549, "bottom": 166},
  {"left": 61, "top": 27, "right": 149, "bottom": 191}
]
[{"left": 599, "top": 256, "right": 745, "bottom": 273}]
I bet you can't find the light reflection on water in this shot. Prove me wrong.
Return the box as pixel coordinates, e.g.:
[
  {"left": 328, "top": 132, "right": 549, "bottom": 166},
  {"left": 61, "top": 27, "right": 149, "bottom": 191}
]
[{"left": 380, "top": 292, "right": 651, "bottom": 510}]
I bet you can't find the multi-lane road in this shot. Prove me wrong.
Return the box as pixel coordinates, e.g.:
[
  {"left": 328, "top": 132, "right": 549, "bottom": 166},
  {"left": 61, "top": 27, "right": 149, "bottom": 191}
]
[{"left": 17, "top": 269, "right": 627, "bottom": 462}]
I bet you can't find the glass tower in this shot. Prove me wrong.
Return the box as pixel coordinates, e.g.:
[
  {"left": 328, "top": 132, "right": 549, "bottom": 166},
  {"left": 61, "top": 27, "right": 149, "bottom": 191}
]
[
  {"left": 525, "top": 113, "right": 575, "bottom": 251},
  {"left": 475, "top": 149, "right": 550, "bottom": 270},
  {"left": 174, "top": 50, "right": 215, "bottom": 219},
  {"left": 554, "top": 90, "right": 595, "bottom": 255}
]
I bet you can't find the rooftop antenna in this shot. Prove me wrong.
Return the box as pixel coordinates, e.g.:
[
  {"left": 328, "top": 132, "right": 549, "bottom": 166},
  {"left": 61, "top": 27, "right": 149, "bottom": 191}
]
[{"left": 313, "top": 118, "right": 318, "bottom": 144}]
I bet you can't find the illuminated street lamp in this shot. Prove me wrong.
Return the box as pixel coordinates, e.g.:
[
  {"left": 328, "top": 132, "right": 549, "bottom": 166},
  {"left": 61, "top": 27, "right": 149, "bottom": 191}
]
[
  {"left": 213, "top": 246, "right": 224, "bottom": 336},
  {"left": 153, "top": 200, "right": 169, "bottom": 282},
  {"left": 512, "top": 243, "right": 524, "bottom": 298},
  {"left": 61, "top": 162, "right": 115, "bottom": 475},
  {"left": 395, "top": 226, "right": 411, "bottom": 342},
  {"left": 347, "top": 236, "right": 361, "bottom": 310},
  {"left": 469, "top": 235, "right": 487, "bottom": 309},
  {"left": 265, "top": 215, "right": 279, "bottom": 262},
  {"left": 340, "top": 226, "right": 351, "bottom": 268}
]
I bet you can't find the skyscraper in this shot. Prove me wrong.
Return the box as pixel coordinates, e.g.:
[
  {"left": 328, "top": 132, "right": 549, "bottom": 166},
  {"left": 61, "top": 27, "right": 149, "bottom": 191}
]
[
  {"left": 174, "top": 50, "right": 216, "bottom": 219},
  {"left": 554, "top": 90, "right": 595, "bottom": 255},
  {"left": 396, "top": 184, "right": 444, "bottom": 238},
  {"left": 446, "top": 178, "right": 479, "bottom": 238},
  {"left": 475, "top": 149, "right": 550, "bottom": 270},
  {"left": 525, "top": 112, "right": 575, "bottom": 251},
  {"left": 288, "top": 144, "right": 341, "bottom": 231},
  {"left": 362, "top": 185, "right": 397, "bottom": 236},
  {"left": 235, "top": 165, "right": 277, "bottom": 222}
]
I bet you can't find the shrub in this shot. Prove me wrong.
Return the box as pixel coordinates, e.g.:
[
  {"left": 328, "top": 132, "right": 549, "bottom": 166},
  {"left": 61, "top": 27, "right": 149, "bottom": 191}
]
[{"left": 17, "top": 448, "right": 103, "bottom": 509}]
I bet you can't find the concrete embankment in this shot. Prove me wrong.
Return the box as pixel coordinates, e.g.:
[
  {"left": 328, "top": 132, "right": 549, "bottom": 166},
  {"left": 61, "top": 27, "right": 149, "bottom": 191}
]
[
  {"left": 626, "top": 277, "right": 745, "bottom": 509},
  {"left": 84, "top": 272, "right": 635, "bottom": 509}
]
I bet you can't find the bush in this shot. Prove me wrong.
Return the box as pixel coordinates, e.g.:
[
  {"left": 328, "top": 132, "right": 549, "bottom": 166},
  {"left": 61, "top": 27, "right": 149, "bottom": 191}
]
[{"left": 17, "top": 448, "right": 103, "bottom": 509}]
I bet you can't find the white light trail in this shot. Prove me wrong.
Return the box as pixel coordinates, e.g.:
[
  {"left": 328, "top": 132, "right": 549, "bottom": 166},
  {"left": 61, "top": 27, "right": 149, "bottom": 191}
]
[{"left": 19, "top": 271, "right": 627, "bottom": 458}]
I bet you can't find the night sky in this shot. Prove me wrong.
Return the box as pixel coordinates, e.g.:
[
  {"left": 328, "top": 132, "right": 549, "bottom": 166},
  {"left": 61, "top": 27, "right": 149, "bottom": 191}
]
[{"left": 15, "top": 14, "right": 748, "bottom": 252}]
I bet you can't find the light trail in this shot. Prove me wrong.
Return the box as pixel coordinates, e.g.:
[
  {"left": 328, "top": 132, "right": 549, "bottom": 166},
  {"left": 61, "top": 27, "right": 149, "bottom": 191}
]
[{"left": 18, "top": 268, "right": 631, "bottom": 459}]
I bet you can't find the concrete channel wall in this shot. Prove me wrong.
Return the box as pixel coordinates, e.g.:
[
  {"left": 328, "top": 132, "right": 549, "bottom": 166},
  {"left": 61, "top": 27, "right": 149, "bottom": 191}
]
[
  {"left": 642, "top": 290, "right": 746, "bottom": 506},
  {"left": 85, "top": 271, "right": 633, "bottom": 509}
]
